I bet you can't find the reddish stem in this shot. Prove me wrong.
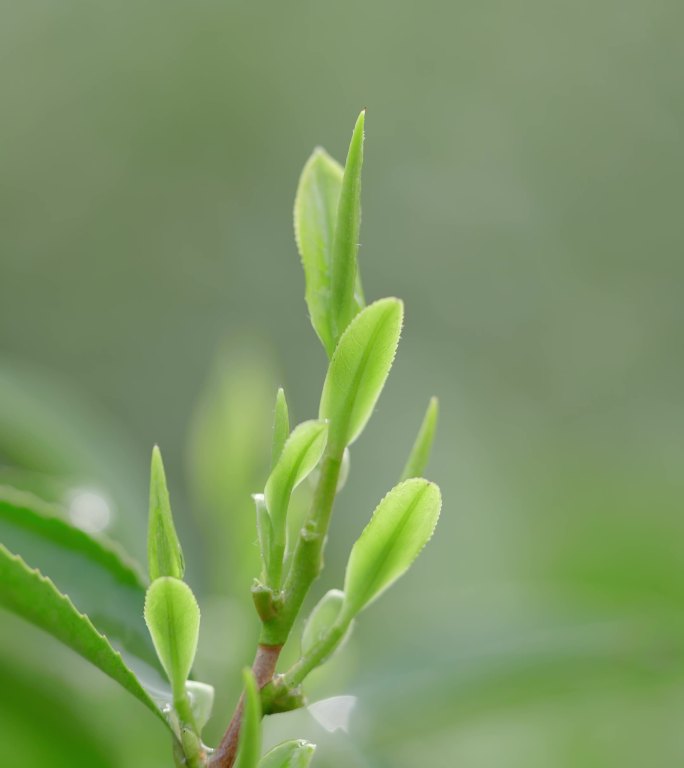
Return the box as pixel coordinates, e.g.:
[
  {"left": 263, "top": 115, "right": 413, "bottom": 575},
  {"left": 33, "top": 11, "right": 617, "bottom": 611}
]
[{"left": 209, "top": 644, "right": 282, "bottom": 768}]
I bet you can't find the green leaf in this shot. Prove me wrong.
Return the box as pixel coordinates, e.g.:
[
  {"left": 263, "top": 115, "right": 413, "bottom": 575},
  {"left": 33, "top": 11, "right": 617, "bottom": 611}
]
[
  {"left": 319, "top": 298, "right": 403, "bottom": 452},
  {"left": 148, "top": 446, "right": 184, "bottom": 581},
  {"left": 400, "top": 396, "right": 439, "bottom": 481},
  {"left": 330, "top": 109, "right": 365, "bottom": 345},
  {"left": 294, "top": 147, "right": 343, "bottom": 356},
  {"left": 259, "top": 740, "right": 316, "bottom": 768},
  {"left": 271, "top": 388, "right": 290, "bottom": 468},
  {"left": 236, "top": 668, "right": 262, "bottom": 768},
  {"left": 342, "top": 479, "right": 441, "bottom": 618},
  {"left": 0, "top": 486, "right": 163, "bottom": 681},
  {"left": 0, "top": 542, "right": 169, "bottom": 729},
  {"left": 293, "top": 138, "right": 365, "bottom": 359},
  {"left": 264, "top": 420, "right": 328, "bottom": 585},
  {"left": 144, "top": 577, "right": 200, "bottom": 696}
]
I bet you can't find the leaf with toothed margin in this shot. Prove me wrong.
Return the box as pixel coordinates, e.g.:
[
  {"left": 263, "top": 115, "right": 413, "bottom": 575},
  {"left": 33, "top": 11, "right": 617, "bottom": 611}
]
[
  {"left": 341, "top": 479, "right": 442, "bottom": 619},
  {"left": 235, "top": 668, "right": 262, "bottom": 768},
  {"left": 0, "top": 486, "right": 165, "bottom": 684},
  {"left": 319, "top": 298, "right": 403, "bottom": 452},
  {"left": 259, "top": 739, "right": 316, "bottom": 768},
  {"left": 0, "top": 542, "right": 170, "bottom": 730}
]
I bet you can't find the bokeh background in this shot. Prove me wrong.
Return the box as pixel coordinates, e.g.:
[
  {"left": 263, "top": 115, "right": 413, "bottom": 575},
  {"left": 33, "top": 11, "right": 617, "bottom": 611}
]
[{"left": 1, "top": 1, "right": 683, "bottom": 765}]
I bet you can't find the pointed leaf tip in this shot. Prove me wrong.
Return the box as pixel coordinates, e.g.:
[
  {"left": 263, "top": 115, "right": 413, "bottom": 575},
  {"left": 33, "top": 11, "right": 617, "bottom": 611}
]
[
  {"left": 271, "top": 388, "right": 290, "bottom": 468},
  {"left": 400, "top": 396, "right": 439, "bottom": 481},
  {"left": 330, "top": 111, "right": 366, "bottom": 345},
  {"left": 148, "top": 446, "right": 184, "bottom": 581}
]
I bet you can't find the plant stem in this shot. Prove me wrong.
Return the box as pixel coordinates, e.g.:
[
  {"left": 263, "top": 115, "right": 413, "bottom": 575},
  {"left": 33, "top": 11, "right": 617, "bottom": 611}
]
[
  {"left": 211, "top": 447, "right": 343, "bottom": 768},
  {"left": 209, "top": 644, "right": 282, "bottom": 768},
  {"left": 261, "top": 449, "right": 343, "bottom": 645}
]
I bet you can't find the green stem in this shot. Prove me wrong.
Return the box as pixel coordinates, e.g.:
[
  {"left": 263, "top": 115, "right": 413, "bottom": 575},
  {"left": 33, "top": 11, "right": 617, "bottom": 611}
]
[
  {"left": 260, "top": 449, "right": 343, "bottom": 645},
  {"left": 283, "top": 617, "right": 351, "bottom": 689}
]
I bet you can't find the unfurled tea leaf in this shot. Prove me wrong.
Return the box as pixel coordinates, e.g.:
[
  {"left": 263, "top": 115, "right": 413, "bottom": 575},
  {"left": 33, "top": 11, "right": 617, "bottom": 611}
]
[
  {"left": 400, "top": 396, "right": 439, "bottom": 481},
  {"left": 144, "top": 577, "right": 200, "bottom": 696},
  {"left": 342, "top": 479, "right": 441, "bottom": 617},
  {"left": 319, "top": 298, "right": 403, "bottom": 452},
  {"left": 148, "top": 446, "right": 184, "bottom": 581}
]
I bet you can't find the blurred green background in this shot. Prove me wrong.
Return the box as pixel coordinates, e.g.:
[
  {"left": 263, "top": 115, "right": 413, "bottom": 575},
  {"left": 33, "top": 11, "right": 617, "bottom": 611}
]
[{"left": 1, "top": 0, "right": 683, "bottom": 765}]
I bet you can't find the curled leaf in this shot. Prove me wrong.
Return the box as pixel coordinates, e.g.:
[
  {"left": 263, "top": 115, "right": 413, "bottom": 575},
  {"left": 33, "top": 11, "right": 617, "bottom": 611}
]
[
  {"left": 148, "top": 446, "right": 184, "bottom": 581},
  {"left": 342, "top": 479, "right": 441, "bottom": 618},
  {"left": 400, "top": 396, "right": 439, "bottom": 481},
  {"left": 319, "top": 298, "right": 403, "bottom": 452},
  {"left": 330, "top": 110, "right": 366, "bottom": 345}
]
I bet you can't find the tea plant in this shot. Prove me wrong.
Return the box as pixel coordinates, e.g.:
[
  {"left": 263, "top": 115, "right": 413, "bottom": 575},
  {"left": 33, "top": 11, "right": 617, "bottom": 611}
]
[{"left": 0, "top": 112, "right": 441, "bottom": 768}]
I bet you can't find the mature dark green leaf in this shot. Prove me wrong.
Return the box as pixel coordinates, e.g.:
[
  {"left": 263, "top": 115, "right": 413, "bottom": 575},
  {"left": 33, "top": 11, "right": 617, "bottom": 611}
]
[
  {"left": 342, "top": 479, "right": 441, "bottom": 618},
  {"left": 319, "top": 298, "right": 403, "bottom": 452},
  {"left": 236, "top": 668, "right": 262, "bottom": 768},
  {"left": 0, "top": 486, "right": 162, "bottom": 680},
  {"left": 144, "top": 577, "right": 200, "bottom": 696},
  {"left": 330, "top": 110, "right": 365, "bottom": 346},
  {"left": 400, "top": 396, "right": 439, "bottom": 481},
  {"left": 0, "top": 543, "right": 169, "bottom": 729},
  {"left": 148, "top": 446, "right": 184, "bottom": 581},
  {"left": 264, "top": 420, "right": 328, "bottom": 585},
  {"left": 271, "top": 388, "right": 290, "bottom": 469},
  {"left": 259, "top": 740, "right": 316, "bottom": 768}
]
